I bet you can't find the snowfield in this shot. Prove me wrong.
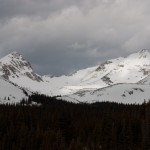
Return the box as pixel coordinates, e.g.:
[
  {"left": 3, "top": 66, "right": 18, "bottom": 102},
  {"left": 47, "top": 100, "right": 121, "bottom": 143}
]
[{"left": 62, "top": 83, "right": 150, "bottom": 104}]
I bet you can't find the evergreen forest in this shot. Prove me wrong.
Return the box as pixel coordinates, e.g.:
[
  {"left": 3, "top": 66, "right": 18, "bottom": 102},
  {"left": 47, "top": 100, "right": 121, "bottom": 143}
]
[{"left": 0, "top": 94, "right": 150, "bottom": 150}]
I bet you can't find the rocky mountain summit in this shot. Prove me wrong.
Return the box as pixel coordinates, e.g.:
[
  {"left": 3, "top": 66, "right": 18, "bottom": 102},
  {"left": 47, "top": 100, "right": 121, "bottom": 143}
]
[{"left": 0, "top": 51, "right": 42, "bottom": 82}]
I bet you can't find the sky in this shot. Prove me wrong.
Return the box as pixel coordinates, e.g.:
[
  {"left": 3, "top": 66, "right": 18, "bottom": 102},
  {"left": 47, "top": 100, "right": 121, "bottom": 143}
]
[{"left": 0, "top": 0, "right": 150, "bottom": 75}]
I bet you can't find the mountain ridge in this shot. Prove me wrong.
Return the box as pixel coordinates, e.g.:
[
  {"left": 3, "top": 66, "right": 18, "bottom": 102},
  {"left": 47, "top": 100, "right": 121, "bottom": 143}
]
[{"left": 1, "top": 50, "right": 150, "bottom": 104}]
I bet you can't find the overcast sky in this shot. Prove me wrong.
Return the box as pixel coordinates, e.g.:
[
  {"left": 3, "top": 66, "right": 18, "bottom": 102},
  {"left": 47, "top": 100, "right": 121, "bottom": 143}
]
[{"left": 0, "top": 0, "right": 150, "bottom": 75}]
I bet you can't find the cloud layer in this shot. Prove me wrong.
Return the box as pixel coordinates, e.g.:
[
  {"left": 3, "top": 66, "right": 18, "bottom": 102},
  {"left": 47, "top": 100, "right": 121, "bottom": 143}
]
[{"left": 0, "top": 0, "right": 150, "bottom": 75}]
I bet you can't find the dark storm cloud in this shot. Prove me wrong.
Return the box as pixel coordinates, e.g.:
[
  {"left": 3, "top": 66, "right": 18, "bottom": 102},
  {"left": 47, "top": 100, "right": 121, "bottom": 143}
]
[
  {"left": 0, "top": 0, "right": 96, "bottom": 20},
  {"left": 0, "top": 0, "right": 150, "bottom": 75}
]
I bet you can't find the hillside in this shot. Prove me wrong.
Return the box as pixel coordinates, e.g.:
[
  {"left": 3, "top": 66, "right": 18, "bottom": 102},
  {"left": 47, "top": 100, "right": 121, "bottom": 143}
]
[{"left": 0, "top": 77, "right": 29, "bottom": 104}]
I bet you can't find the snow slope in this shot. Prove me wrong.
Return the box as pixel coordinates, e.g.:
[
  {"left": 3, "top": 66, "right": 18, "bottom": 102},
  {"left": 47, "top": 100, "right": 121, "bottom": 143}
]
[
  {"left": 62, "top": 83, "right": 150, "bottom": 104},
  {"left": 0, "top": 77, "right": 29, "bottom": 104}
]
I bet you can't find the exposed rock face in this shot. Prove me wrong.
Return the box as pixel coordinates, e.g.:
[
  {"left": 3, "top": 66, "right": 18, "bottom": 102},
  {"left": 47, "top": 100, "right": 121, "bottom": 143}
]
[
  {"left": 141, "top": 69, "right": 150, "bottom": 76},
  {"left": 101, "top": 75, "right": 113, "bottom": 85},
  {"left": 0, "top": 51, "right": 43, "bottom": 82},
  {"left": 96, "top": 61, "right": 112, "bottom": 71}
]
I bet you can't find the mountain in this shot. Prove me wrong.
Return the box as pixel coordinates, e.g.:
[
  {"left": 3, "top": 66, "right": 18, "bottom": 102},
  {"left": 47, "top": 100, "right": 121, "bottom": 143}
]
[
  {"left": 61, "top": 49, "right": 150, "bottom": 104},
  {"left": 0, "top": 51, "right": 42, "bottom": 82},
  {"left": 0, "top": 51, "right": 102, "bottom": 96},
  {"left": 0, "top": 49, "right": 150, "bottom": 104}
]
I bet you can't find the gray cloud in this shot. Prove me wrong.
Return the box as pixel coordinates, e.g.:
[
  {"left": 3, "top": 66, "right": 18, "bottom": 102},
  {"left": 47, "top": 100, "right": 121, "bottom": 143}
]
[{"left": 0, "top": 0, "right": 150, "bottom": 75}]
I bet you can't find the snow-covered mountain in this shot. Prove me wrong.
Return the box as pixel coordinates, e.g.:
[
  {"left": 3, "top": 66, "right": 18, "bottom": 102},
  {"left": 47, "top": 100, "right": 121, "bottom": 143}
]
[
  {"left": 0, "top": 51, "right": 42, "bottom": 82},
  {"left": 1, "top": 49, "right": 150, "bottom": 104}
]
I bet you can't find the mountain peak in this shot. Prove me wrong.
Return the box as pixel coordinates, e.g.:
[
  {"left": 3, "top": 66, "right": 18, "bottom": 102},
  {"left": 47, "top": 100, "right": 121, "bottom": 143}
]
[
  {"left": 1, "top": 51, "right": 25, "bottom": 63},
  {"left": 138, "top": 49, "right": 150, "bottom": 56},
  {"left": 6, "top": 51, "right": 25, "bottom": 61},
  {"left": 127, "top": 49, "right": 150, "bottom": 60},
  {"left": 11, "top": 51, "right": 20, "bottom": 55},
  {"left": 1, "top": 51, "right": 31, "bottom": 69},
  {"left": 0, "top": 51, "right": 43, "bottom": 82},
  {"left": 137, "top": 49, "right": 150, "bottom": 59},
  {"left": 10, "top": 51, "right": 22, "bottom": 57}
]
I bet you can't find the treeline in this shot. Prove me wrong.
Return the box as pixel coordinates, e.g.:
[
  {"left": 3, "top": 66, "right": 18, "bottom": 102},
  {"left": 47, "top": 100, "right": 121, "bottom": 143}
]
[{"left": 0, "top": 94, "right": 150, "bottom": 150}]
